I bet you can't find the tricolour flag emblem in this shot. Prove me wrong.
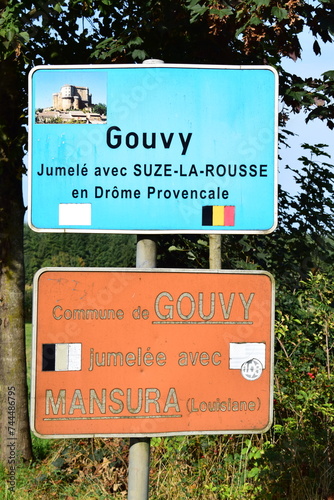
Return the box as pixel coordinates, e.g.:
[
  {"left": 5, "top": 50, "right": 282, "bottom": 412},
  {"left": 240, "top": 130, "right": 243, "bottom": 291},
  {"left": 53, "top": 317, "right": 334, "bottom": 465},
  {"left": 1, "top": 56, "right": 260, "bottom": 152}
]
[
  {"left": 202, "top": 206, "right": 235, "bottom": 226},
  {"left": 42, "top": 343, "right": 82, "bottom": 371}
]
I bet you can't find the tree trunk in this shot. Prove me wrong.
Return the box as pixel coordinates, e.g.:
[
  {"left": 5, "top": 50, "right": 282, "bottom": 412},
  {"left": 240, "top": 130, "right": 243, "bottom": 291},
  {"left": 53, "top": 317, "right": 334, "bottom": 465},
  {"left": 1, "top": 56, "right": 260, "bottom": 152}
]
[{"left": 0, "top": 56, "right": 32, "bottom": 471}]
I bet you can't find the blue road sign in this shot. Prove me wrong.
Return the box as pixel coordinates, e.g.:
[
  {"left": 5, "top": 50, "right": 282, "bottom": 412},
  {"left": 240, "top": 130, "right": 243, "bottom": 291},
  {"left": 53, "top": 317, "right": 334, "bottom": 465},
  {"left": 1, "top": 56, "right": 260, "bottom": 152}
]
[{"left": 28, "top": 64, "right": 278, "bottom": 233}]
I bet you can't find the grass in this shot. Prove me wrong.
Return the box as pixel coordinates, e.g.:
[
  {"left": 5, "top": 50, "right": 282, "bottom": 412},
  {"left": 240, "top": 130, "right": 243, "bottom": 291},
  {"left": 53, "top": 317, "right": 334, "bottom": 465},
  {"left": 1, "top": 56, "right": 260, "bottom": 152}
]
[{"left": 1, "top": 438, "right": 129, "bottom": 499}]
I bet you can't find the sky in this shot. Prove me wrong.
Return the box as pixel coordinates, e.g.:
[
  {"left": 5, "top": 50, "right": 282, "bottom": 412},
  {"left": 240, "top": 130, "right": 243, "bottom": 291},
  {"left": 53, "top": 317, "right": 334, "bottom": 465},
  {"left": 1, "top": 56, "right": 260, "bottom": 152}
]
[
  {"left": 32, "top": 68, "right": 107, "bottom": 109},
  {"left": 279, "top": 28, "right": 334, "bottom": 195}
]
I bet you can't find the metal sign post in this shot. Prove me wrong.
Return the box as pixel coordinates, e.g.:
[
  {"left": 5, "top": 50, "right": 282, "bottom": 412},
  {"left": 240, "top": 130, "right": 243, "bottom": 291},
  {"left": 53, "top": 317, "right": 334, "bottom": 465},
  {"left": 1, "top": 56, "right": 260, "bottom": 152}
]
[
  {"left": 209, "top": 235, "right": 222, "bottom": 270},
  {"left": 128, "top": 236, "right": 157, "bottom": 500}
]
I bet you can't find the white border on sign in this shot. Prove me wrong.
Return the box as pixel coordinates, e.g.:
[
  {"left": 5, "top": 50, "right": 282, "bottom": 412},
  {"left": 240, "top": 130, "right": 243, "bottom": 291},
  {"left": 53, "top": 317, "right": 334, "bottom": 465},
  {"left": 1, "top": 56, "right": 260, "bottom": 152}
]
[{"left": 28, "top": 63, "right": 279, "bottom": 234}]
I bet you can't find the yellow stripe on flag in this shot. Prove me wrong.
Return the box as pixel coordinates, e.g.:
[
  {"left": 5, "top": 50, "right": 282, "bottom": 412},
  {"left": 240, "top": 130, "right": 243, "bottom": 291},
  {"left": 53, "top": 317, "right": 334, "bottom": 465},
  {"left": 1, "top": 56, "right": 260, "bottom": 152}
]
[{"left": 213, "top": 205, "right": 225, "bottom": 226}]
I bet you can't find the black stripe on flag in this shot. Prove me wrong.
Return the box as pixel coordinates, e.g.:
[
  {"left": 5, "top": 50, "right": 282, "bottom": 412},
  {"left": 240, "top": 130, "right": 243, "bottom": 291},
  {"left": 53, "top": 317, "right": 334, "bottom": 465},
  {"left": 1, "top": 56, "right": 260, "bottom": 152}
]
[
  {"left": 42, "top": 344, "right": 56, "bottom": 371},
  {"left": 202, "top": 206, "right": 213, "bottom": 226}
]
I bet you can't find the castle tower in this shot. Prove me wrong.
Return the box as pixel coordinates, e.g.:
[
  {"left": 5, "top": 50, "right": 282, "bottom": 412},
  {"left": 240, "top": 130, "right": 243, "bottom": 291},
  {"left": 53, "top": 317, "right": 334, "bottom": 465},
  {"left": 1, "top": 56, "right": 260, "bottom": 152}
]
[
  {"left": 61, "top": 84, "right": 73, "bottom": 110},
  {"left": 73, "top": 96, "right": 80, "bottom": 110},
  {"left": 53, "top": 84, "right": 93, "bottom": 110},
  {"left": 52, "top": 93, "right": 60, "bottom": 109}
]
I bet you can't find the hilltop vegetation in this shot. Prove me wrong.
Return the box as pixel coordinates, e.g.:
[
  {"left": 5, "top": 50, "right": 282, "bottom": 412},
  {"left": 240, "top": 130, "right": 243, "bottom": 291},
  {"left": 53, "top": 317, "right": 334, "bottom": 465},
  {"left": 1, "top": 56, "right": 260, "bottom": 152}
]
[{"left": 24, "top": 226, "right": 136, "bottom": 285}]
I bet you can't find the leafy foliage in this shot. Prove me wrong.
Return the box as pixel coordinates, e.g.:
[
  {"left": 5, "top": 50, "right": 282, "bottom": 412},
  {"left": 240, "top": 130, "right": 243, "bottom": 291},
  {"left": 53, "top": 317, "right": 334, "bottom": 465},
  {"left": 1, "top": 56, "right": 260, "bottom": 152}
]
[
  {"left": 24, "top": 225, "right": 136, "bottom": 285},
  {"left": 0, "top": 438, "right": 129, "bottom": 499},
  {"left": 92, "top": 102, "right": 107, "bottom": 115},
  {"left": 268, "top": 272, "right": 334, "bottom": 499}
]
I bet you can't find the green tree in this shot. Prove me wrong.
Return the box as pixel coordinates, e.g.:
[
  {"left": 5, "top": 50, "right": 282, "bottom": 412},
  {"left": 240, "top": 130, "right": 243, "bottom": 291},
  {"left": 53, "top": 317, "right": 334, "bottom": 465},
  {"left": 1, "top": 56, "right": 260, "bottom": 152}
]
[
  {"left": 92, "top": 102, "right": 107, "bottom": 115},
  {"left": 23, "top": 227, "right": 136, "bottom": 287},
  {"left": 0, "top": 0, "right": 33, "bottom": 466}
]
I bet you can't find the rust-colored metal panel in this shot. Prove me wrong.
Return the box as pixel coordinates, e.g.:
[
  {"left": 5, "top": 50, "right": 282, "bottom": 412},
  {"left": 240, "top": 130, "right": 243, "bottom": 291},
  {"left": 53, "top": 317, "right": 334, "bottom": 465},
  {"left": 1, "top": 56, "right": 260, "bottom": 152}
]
[{"left": 31, "top": 268, "right": 274, "bottom": 438}]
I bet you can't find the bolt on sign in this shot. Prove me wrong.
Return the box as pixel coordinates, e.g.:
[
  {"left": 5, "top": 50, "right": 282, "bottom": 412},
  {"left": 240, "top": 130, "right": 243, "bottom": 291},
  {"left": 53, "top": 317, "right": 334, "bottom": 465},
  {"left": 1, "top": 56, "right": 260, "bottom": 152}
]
[
  {"left": 28, "top": 64, "right": 278, "bottom": 234},
  {"left": 31, "top": 269, "right": 274, "bottom": 438}
]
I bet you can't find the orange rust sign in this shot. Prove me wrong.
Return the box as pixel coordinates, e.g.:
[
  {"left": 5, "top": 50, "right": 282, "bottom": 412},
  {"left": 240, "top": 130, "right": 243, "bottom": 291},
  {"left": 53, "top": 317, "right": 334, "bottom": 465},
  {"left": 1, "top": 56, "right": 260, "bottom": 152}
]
[{"left": 31, "top": 268, "right": 274, "bottom": 438}]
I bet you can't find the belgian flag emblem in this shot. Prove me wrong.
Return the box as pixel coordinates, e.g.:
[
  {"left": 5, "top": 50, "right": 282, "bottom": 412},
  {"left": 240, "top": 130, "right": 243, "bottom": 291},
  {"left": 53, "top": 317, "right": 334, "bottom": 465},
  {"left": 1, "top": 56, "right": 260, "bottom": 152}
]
[{"left": 202, "top": 206, "right": 235, "bottom": 226}]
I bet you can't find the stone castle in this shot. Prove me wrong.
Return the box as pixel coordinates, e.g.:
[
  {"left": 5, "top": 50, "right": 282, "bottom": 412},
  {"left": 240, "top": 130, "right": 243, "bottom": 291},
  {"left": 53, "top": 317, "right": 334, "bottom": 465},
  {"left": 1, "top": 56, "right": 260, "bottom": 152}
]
[
  {"left": 36, "top": 83, "right": 106, "bottom": 123},
  {"left": 52, "top": 84, "right": 92, "bottom": 111}
]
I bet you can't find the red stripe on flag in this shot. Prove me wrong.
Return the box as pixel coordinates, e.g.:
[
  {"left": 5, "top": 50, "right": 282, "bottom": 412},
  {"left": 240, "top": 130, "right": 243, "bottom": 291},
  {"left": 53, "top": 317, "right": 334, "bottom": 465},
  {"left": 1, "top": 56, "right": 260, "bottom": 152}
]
[{"left": 224, "top": 206, "right": 235, "bottom": 226}]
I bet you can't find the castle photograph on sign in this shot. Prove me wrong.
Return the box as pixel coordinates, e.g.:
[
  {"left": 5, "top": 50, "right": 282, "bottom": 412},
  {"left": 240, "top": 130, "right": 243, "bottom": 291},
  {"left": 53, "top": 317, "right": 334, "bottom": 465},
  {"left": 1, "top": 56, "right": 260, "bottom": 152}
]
[{"left": 34, "top": 70, "right": 107, "bottom": 124}]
